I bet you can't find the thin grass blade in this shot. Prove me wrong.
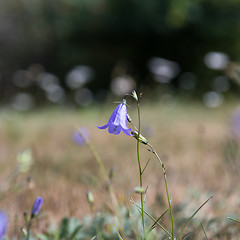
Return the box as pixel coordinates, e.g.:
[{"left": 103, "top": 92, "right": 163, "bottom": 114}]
[
  {"left": 177, "top": 196, "right": 213, "bottom": 239},
  {"left": 68, "top": 225, "right": 82, "bottom": 240},
  {"left": 227, "top": 217, "right": 240, "bottom": 223},
  {"left": 148, "top": 209, "right": 169, "bottom": 233},
  {"left": 113, "top": 221, "right": 124, "bottom": 240},
  {"left": 143, "top": 185, "right": 149, "bottom": 204},
  {"left": 200, "top": 221, "right": 209, "bottom": 240},
  {"left": 141, "top": 159, "right": 151, "bottom": 174},
  {"left": 182, "top": 232, "right": 192, "bottom": 239}
]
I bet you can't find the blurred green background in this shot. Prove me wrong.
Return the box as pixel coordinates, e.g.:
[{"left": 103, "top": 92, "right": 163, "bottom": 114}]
[{"left": 1, "top": 0, "right": 240, "bottom": 109}]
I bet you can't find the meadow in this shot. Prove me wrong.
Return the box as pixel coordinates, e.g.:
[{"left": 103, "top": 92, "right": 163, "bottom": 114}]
[{"left": 0, "top": 96, "right": 240, "bottom": 239}]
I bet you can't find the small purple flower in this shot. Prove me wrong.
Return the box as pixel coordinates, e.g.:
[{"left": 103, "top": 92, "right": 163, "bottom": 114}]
[
  {"left": 97, "top": 99, "right": 131, "bottom": 136},
  {"left": 231, "top": 107, "right": 240, "bottom": 138},
  {"left": 72, "top": 128, "right": 89, "bottom": 145},
  {"left": 0, "top": 211, "right": 8, "bottom": 240},
  {"left": 31, "top": 197, "right": 43, "bottom": 218}
]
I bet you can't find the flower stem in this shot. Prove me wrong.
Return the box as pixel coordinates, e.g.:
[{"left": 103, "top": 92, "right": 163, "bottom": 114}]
[
  {"left": 78, "top": 129, "right": 119, "bottom": 213},
  {"left": 136, "top": 102, "right": 145, "bottom": 238},
  {"left": 26, "top": 219, "right": 32, "bottom": 240},
  {"left": 147, "top": 143, "right": 174, "bottom": 239}
]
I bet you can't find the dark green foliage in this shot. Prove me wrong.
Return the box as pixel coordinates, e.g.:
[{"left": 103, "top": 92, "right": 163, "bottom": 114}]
[
  {"left": 59, "top": 218, "right": 70, "bottom": 239},
  {"left": 1, "top": 0, "right": 240, "bottom": 102}
]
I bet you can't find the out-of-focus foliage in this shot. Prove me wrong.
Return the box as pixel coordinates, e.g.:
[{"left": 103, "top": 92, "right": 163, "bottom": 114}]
[
  {"left": 1, "top": 0, "right": 240, "bottom": 106},
  {"left": 32, "top": 205, "right": 240, "bottom": 239}
]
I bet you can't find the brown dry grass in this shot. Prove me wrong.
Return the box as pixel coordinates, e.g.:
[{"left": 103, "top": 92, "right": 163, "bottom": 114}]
[{"left": 0, "top": 100, "right": 240, "bottom": 238}]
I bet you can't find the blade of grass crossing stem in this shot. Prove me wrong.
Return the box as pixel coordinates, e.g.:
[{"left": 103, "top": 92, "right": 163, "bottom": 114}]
[
  {"left": 182, "top": 232, "right": 192, "bottom": 239},
  {"left": 113, "top": 221, "right": 124, "bottom": 240},
  {"left": 130, "top": 196, "right": 171, "bottom": 238},
  {"left": 143, "top": 208, "right": 171, "bottom": 237},
  {"left": 69, "top": 225, "right": 82, "bottom": 240},
  {"left": 141, "top": 159, "right": 151, "bottom": 175},
  {"left": 227, "top": 217, "right": 240, "bottom": 223},
  {"left": 177, "top": 196, "right": 213, "bottom": 239},
  {"left": 200, "top": 221, "right": 209, "bottom": 240},
  {"left": 131, "top": 199, "right": 171, "bottom": 237},
  {"left": 148, "top": 209, "right": 169, "bottom": 233}
]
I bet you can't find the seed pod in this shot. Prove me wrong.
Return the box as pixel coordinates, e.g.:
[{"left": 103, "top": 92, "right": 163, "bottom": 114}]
[{"left": 131, "top": 131, "right": 148, "bottom": 145}]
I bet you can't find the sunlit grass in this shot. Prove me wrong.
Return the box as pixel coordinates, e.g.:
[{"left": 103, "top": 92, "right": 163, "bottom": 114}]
[{"left": 1, "top": 99, "right": 240, "bottom": 238}]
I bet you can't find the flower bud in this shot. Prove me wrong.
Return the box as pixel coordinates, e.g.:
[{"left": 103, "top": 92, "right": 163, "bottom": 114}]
[
  {"left": 21, "top": 228, "right": 27, "bottom": 237},
  {"left": 87, "top": 191, "right": 94, "bottom": 206},
  {"left": 73, "top": 128, "right": 89, "bottom": 146},
  {"left": 31, "top": 197, "right": 43, "bottom": 218},
  {"left": 134, "top": 186, "right": 145, "bottom": 194},
  {"left": 131, "top": 90, "right": 138, "bottom": 101},
  {"left": 131, "top": 131, "right": 148, "bottom": 145},
  {"left": 17, "top": 149, "right": 33, "bottom": 173}
]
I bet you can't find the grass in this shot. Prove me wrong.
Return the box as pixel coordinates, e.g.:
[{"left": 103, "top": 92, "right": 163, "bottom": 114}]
[{"left": 1, "top": 98, "right": 240, "bottom": 239}]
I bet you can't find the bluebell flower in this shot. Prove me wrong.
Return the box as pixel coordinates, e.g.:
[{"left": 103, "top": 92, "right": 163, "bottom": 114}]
[
  {"left": 31, "top": 197, "right": 43, "bottom": 218},
  {"left": 0, "top": 211, "right": 8, "bottom": 240},
  {"left": 97, "top": 99, "right": 131, "bottom": 136},
  {"left": 72, "top": 128, "right": 89, "bottom": 145},
  {"left": 231, "top": 107, "right": 240, "bottom": 139}
]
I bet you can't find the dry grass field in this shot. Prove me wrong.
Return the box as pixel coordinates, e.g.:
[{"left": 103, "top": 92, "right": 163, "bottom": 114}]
[{"left": 0, "top": 99, "right": 240, "bottom": 239}]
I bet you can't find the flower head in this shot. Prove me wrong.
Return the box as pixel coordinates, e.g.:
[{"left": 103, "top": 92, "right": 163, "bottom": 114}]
[
  {"left": 31, "top": 197, "right": 43, "bottom": 218},
  {"left": 0, "top": 211, "right": 8, "bottom": 240},
  {"left": 231, "top": 107, "right": 240, "bottom": 139},
  {"left": 72, "top": 128, "right": 89, "bottom": 145},
  {"left": 97, "top": 99, "right": 131, "bottom": 136}
]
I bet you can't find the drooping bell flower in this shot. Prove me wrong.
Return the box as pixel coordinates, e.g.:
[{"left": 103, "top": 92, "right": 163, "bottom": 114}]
[{"left": 97, "top": 99, "right": 131, "bottom": 136}]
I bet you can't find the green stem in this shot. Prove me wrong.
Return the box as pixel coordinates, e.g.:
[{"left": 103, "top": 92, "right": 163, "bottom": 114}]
[
  {"left": 26, "top": 219, "right": 32, "bottom": 240},
  {"left": 136, "top": 102, "right": 145, "bottom": 238},
  {"left": 164, "top": 172, "right": 174, "bottom": 239},
  {"left": 78, "top": 129, "right": 119, "bottom": 213},
  {"left": 147, "top": 144, "right": 174, "bottom": 239}
]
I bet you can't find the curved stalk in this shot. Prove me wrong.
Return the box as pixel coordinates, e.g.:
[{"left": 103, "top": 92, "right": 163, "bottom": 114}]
[{"left": 147, "top": 143, "right": 174, "bottom": 239}]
